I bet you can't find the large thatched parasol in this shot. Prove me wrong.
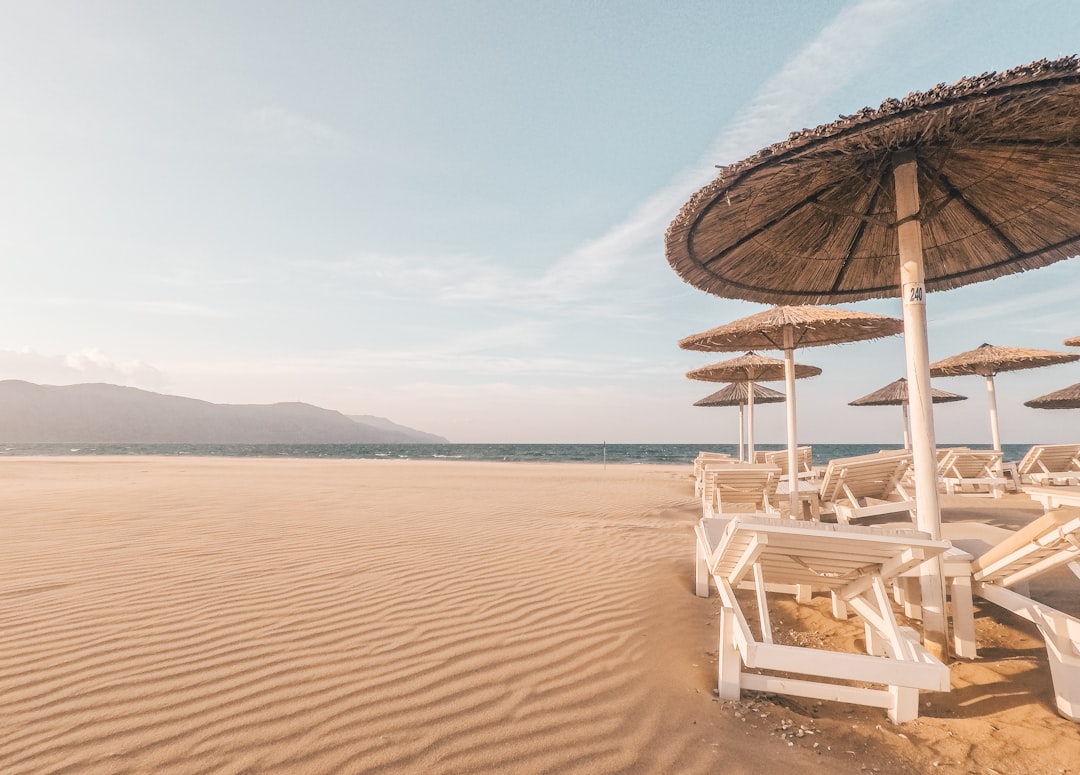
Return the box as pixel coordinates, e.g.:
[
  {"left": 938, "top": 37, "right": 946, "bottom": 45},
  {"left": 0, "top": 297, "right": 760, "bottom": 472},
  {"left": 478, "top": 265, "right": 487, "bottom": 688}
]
[
  {"left": 849, "top": 377, "right": 966, "bottom": 449},
  {"left": 1065, "top": 336, "right": 1080, "bottom": 347},
  {"left": 686, "top": 351, "right": 821, "bottom": 460},
  {"left": 682, "top": 305, "right": 901, "bottom": 512},
  {"left": 930, "top": 343, "right": 1078, "bottom": 451},
  {"left": 1024, "top": 383, "right": 1080, "bottom": 410},
  {"left": 694, "top": 382, "right": 785, "bottom": 461},
  {"left": 664, "top": 56, "right": 1080, "bottom": 657}
]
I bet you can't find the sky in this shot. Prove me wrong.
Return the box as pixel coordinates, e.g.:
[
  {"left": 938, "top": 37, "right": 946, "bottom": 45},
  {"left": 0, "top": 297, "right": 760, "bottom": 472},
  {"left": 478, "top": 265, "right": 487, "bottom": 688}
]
[{"left": 2, "top": 0, "right": 1080, "bottom": 444}]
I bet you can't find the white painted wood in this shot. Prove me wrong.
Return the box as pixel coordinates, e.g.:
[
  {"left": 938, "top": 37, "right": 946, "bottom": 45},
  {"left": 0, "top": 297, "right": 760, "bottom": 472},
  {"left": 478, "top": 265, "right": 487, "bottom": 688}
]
[
  {"left": 892, "top": 149, "right": 948, "bottom": 661},
  {"left": 986, "top": 374, "right": 1002, "bottom": 454}
]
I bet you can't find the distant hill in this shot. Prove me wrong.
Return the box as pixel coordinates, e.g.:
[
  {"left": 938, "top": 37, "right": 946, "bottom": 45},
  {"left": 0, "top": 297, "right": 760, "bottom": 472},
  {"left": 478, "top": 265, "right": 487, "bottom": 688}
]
[
  {"left": 347, "top": 415, "right": 447, "bottom": 444},
  {"left": 0, "top": 381, "right": 449, "bottom": 444}
]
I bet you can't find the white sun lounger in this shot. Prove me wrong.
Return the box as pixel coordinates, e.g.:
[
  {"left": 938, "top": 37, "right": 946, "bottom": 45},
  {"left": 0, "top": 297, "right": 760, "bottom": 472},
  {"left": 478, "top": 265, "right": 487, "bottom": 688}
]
[
  {"left": 818, "top": 450, "right": 916, "bottom": 524},
  {"left": 943, "top": 510, "right": 1080, "bottom": 720},
  {"left": 699, "top": 463, "right": 781, "bottom": 519},
  {"left": 937, "top": 448, "right": 1007, "bottom": 498},
  {"left": 694, "top": 515, "right": 951, "bottom": 723},
  {"left": 693, "top": 452, "right": 737, "bottom": 496},
  {"left": 1016, "top": 444, "right": 1080, "bottom": 486}
]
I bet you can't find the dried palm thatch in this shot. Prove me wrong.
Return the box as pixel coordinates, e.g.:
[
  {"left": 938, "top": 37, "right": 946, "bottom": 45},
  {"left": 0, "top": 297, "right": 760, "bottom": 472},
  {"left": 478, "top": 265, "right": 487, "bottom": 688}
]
[
  {"left": 1065, "top": 336, "right": 1080, "bottom": 347},
  {"left": 1024, "top": 382, "right": 1080, "bottom": 409},
  {"left": 686, "top": 351, "right": 821, "bottom": 383},
  {"left": 665, "top": 56, "right": 1080, "bottom": 303},
  {"left": 694, "top": 382, "right": 785, "bottom": 407},
  {"left": 680, "top": 305, "right": 902, "bottom": 351},
  {"left": 929, "top": 343, "right": 1079, "bottom": 377},
  {"left": 848, "top": 377, "right": 966, "bottom": 406}
]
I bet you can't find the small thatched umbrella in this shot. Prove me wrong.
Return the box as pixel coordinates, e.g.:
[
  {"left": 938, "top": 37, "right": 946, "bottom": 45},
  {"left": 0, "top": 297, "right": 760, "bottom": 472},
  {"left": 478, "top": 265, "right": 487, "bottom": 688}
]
[
  {"left": 686, "top": 351, "right": 821, "bottom": 460},
  {"left": 695, "top": 382, "right": 786, "bottom": 461},
  {"left": 849, "top": 377, "right": 966, "bottom": 449},
  {"left": 930, "top": 343, "right": 1078, "bottom": 452},
  {"left": 664, "top": 57, "right": 1080, "bottom": 657},
  {"left": 1064, "top": 337, "right": 1080, "bottom": 348},
  {"left": 681, "top": 305, "right": 902, "bottom": 513},
  {"left": 1024, "top": 383, "right": 1080, "bottom": 410}
]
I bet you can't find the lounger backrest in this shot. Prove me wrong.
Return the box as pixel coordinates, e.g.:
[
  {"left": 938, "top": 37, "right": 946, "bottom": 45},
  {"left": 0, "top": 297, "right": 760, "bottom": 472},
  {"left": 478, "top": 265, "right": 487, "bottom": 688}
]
[
  {"left": 972, "top": 508, "right": 1080, "bottom": 588},
  {"left": 706, "top": 464, "right": 781, "bottom": 513},
  {"left": 941, "top": 449, "right": 1002, "bottom": 478},
  {"left": 1016, "top": 444, "right": 1080, "bottom": 476},
  {"left": 818, "top": 450, "right": 912, "bottom": 502},
  {"left": 754, "top": 447, "right": 813, "bottom": 477}
]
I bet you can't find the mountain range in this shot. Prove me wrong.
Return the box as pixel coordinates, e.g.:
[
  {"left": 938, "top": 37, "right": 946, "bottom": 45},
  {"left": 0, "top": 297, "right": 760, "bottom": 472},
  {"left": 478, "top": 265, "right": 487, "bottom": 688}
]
[{"left": 0, "top": 381, "right": 447, "bottom": 444}]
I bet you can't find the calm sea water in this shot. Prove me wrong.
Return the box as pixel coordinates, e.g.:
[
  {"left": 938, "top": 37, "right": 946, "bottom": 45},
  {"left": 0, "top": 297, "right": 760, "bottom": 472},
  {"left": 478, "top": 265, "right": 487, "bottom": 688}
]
[{"left": 0, "top": 442, "right": 1036, "bottom": 466}]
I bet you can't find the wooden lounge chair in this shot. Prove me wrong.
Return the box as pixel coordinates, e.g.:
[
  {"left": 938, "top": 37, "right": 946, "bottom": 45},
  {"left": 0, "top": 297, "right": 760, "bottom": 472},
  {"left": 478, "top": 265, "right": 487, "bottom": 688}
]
[
  {"left": 937, "top": 448, "right": 1007, "bottom": 498},
  {"left": 699, "top": 463, "right": 781, "bottom": 519},
  {"left": 1016, "top": 444, "right": 1080, "bottom": 486},
  {"left": 754, "top": 446, "right": 815, "bottom": 480},
  {"left": 693, "top": 514, "right": 951, "bottom": 723},
  {"left": 693, "top": 452, "right": 737, "bottom": 496},
  {"left": 818, "top": 450, "right": 915, "bottom": 524},
  {"left": 943, "top": 510, "right": 1080, "bottom": 720}
]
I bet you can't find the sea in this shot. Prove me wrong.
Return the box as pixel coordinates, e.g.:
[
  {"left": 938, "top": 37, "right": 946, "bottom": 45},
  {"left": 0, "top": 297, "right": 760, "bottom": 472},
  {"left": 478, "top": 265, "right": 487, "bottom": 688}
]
[{"left": 0, "top": 442, "right": 1036, "bottom": 466}]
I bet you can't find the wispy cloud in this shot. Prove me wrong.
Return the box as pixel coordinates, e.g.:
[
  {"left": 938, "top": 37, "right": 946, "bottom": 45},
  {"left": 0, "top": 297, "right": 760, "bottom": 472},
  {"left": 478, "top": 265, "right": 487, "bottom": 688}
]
[
  {"left": 234, "top": 105, "right": 345, "bottom": 150},
  {"left": 320, "top": 0, "right": 937, "bottom": 315},
  {"left": 0, "top": 347, "right": 167, "bottom": 390}
]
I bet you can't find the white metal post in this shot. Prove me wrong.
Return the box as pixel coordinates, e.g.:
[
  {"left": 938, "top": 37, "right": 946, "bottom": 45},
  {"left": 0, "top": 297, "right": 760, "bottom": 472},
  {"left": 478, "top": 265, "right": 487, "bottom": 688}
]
[
  {"left": 893, "top": 149, "right": 949, "bottom": 661},
  {"left": 783, "top": 327, "right": 800, "bottom": 517},
  {"left": 902, "top": 403, "right": 912, "bottom": 450},
  {"left": 737, "top": 403, "right": 745, "bottom": 462},
  {"left": 746, "top": 379, "right": 756, "bottom": 460},
  {"left": 985, "top": 374, "right": 1002, "bottom": 452}
]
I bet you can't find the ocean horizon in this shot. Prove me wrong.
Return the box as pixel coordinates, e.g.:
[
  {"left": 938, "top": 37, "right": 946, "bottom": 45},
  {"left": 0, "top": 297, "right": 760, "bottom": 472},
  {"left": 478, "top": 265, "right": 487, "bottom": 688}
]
[{"left": 0, "top": 442, "right": 1037, "bottom": 466}]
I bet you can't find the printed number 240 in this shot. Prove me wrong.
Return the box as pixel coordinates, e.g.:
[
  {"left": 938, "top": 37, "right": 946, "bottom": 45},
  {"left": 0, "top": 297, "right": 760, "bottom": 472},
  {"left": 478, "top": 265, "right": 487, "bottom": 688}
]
[{"left": 908, "top": 285, "right": 925, "bottom": 302}]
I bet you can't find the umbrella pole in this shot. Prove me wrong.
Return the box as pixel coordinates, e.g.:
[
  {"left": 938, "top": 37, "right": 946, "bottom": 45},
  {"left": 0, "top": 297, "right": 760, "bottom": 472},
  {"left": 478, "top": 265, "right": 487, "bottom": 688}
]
[
  {"left": 738, "top": 403, "right": 745, "bottom": 462},
  {"left": 893, "top": 149, "right": 949, "bottom": 660},
  {"left": 902, "top": 403, "right": 912, "bottom": 450},
  {"left": 985, "top": 374, "right": 1002, "bottom": 452},
  {"left": 746, "top": 379, "right": 756, "bottom": 460},
  {"left": 783, "top": 328, "right": 800, "bottom": 517}
]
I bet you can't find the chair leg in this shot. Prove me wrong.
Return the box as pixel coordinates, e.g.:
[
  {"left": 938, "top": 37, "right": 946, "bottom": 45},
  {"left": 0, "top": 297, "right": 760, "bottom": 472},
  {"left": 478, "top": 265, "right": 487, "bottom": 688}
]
[
  {"left": 888, "top": 685, "right": 919, "bottom": 724},
  {"left": 695, "top": 536, "right": 710, "bottom": 598},
  {"left": 718, "top": 606, "right": 743, "bottom": 700},
  {"left": 949, "top": 575, "right": 977, "bottom": 659}
]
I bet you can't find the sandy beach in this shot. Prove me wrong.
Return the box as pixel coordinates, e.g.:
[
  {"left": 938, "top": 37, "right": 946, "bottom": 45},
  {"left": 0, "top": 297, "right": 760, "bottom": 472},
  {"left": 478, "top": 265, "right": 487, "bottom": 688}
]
[{"left": 2, "top": 457, "right": 1079, "bottom": 774}]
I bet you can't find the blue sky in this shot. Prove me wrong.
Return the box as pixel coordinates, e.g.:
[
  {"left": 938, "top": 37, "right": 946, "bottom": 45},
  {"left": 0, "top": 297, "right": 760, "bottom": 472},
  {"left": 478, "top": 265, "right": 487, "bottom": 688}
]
[{"left": 2, "top": 0, "right": 1080, "bottom": 443}]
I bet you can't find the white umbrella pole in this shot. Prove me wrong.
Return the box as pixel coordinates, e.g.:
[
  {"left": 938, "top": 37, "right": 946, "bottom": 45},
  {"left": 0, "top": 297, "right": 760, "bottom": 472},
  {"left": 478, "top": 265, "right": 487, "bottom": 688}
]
[
  {"left": 893, "top": 149, "right": 949, "bottom": 660},
  {"left": 737, "top": 403, "right": 745, "bottom": 462},
  {"left": 902, "top": 403, "right": 912, "bottom": 450},
  {"left": 783, "top": 328, "right": 800, "bottom": 518},
  {"left": 746, "top": 379, "right": 756, "bottom": 460},
  {"left": 985, "top": 374, "right": 1002, "bottom": 452}
]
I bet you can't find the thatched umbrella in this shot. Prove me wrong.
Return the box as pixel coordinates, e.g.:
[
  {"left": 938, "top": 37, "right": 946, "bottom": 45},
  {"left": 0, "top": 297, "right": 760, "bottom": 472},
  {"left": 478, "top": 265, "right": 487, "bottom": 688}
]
[
  {"left": 1064, "top": 336, "right": 1080, "bottom": 347},
  {"left": 664, "top": 57, "right": 1080, "bottom": 657},
  {"left": 681, "top": 305, "right": 901, "bottom": 513},
  {"left": 1024, "top": 383, "right": 1080, "bottom": 410},
  {"left": 930, "top": 343, "right": 1078, "bottom": 452},
  {"left": 849, "top": 377, "right": 967, "bottom": 450},
  {"left": 694, "top": 382, "right": 786, "bottom": 461},
  {"left": 686, "top": 351, "right": 821, "bottom": 460}
]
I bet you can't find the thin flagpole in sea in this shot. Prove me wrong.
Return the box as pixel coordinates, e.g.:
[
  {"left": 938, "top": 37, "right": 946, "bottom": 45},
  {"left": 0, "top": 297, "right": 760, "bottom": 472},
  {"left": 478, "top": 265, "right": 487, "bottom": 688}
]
[{"left": 0, "top": 442, "right": 1037, "bottom": 466}]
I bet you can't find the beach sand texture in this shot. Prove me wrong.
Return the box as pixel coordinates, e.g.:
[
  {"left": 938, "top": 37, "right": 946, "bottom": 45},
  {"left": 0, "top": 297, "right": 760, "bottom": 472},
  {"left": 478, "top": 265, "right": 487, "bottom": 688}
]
[{"left": 2, "top": 457, "right": 1079, "bottom": 774}]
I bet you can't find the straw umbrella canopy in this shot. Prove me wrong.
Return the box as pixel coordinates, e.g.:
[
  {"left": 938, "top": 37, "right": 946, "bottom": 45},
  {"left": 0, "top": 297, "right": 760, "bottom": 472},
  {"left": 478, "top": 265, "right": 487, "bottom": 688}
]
[
  {"left": 686, "top": 352, "right": 821, "bottom": 461},
  {"left": 1064, "top": 337, "right": 1080, "bottom": 347},
  {"left": 694, "top": 382, "right": 786, "bottom": 461},
  {"left": 1024, "top": 383, "right": 1080, "bottom": 410},
  {"left": 681, "top": 305, "right": 902, "bottom": 512},
  {"left": 849, "top": 377, "right": 967, "bottom": 449},
  {"left": 663, "top": 57, "right": 1080, "bottom": 657},
  {"left": 930, "top": 343, "right": 1078, "bottom": 452}
]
